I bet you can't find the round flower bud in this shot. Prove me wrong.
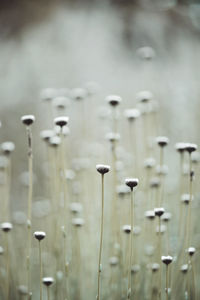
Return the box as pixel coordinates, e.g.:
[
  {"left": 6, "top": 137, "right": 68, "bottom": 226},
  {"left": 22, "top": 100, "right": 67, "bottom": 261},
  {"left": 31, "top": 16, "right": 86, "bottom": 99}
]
[
  {"left": 151, "top": 263, "right": 160, "bottom": 272},
  {"left": 175, "top": 143, "right": 187, "bottom": 153},
  {"left": 154, "top": 208, "right": 165, "bottom": 217},
  {"left": 72, "top": 218, "right": 85, "bottom": 227},
  {"left": 53, "top": 96, "right": 69, "bottom": 109},
  {"left": 70, "top": 202, "right": 82, "bottom": 214},
  {"left": 180, "top": 264, "right": 188, "bottom": 274},
  {"left": 156, "top": 136, "right": 169, "bottom": 147},
  {"left": 117, "top": 185, "right": 130, "bottom": 198},
  {"left": 109, "top": 256, "right": 119, "bottom": 267},
  {"left": 124, "top": 109, "right": 140, "bottom": 121},
  {"left": 105, "top": 132, "right": 120, "bottom": 143},
  {"left": 123, "top": 225, "right": 131, "bottom": 234},
  {"left": 40, "top": 88, "right": 57, "bottom": 101},
  {"left": 185, "top": 143, "right": 197, "bottom": 153},
  {"left": 42, "top": 277, "right": 54, "bottom": 287},
  {"left": 150, "top": 177, "right": 160, "bottom": 188},
  {"left": 131, "top": 264, "right": 140, "bottom": 274},
  {"left": 137, "top": 46, "right": 155, "bottom": 60},
  {"left": 40, "top": 130, "right": 54, "bottom": 142},
  {"left": 136, "top": 90, "right": 153, "bottom": 103},
  {"left": 1, "top": 222, "right": 13, "bottom": 232},
  {"left": 144, "top": 158, "right": 155, "bottom": 169},
  {"left": 106, "top": 95, "right": 121, "bottom": 107},
  {"left": 1, "top": 142, "right": 15, "bottom": 155},
  {"left": 161, "top": 255, "right": 173, "bottom": 265},
  {"left": 161, "top": 212, "right": 171, "bottom": 222},
  {"left": 34, "top": 231, "right": 46, "bottom": 241},
  {"left": 188, "top": 247, "right": 196, "bottom": 256},
  {"left": 49, "top": 136, "right": 61, "bottom": 147},
  {"left": 145, "top": 210, "right": 155, "bottom": 220},
  {"left": 71, "top": 88, "right": 87, "bottom": 101},
  {"left": 125, "top": 178, "right": 139, "bottom": 190},
  {"left": 54, "top": 116, "right": 69, "bottom": 128},
  {"left": 21, "top": 115, "right": 35, "bottom": 126},
  {"left": 181, "top": 194, "right": 193, "bottom": 205},
  {"left": 96, "top": 164, "right": 110, "bottom": 175},
  {"left": 18, "top": 285, "right": 28, "bottom": 295}
]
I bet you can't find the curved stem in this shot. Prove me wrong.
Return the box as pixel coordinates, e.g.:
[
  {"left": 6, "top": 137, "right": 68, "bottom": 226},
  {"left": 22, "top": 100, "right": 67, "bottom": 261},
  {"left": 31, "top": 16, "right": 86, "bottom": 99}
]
[{"left": 97, "top": 174, "right": 104, "bottom": 300}]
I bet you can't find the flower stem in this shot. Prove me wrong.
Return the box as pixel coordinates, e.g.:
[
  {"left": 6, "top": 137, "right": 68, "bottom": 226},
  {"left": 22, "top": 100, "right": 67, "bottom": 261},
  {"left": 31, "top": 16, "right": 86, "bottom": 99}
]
[{"left": 97, "top": 174, "right": 104, "bottom": 300}]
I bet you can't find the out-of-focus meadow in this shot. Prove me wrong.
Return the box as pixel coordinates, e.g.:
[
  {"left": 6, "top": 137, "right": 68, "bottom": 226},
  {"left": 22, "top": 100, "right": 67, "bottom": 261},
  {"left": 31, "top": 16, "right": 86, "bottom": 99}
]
[{"left": 0, "top": 0, "right": 200, "bottom": 299}]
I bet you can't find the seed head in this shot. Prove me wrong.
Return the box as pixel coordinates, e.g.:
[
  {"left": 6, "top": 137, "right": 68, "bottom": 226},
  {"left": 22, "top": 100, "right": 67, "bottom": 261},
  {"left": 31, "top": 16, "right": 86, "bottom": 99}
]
[
  {"left": 40, "top": 88, "right": 57, "bottom": 101},
  {"left": 21, "top": 115, "right": 35, "bottom": 126},
  {"left": 136, "top": 90, "right": 153, "bottom": 103},
  {"left": 1, "top": 142, "right": 15, "bottom": 155},
  {"left": 49, "top": 136, "right": 61, "bottom": 147},
  {"left": 145, "top": 210, "right": 155, "bottom": 220},
  {"left": 150, "top": 177, "right": 160, "bottom": 188},
  {"left": 156, "top": 165, "right": 168, "bottom": 176},
  {"left": 117, "top": 185, "right": 130, "bottom": 197},
  {"left": 42, "top": 277, "right": 54, "bottom": 287},
  {"left": 18, "top": 285, "right": 28, "bottom": 295},
  {"left": 181, "top": 194, "right": 193, "bottom": 205},
  {"left": 144, "top": 158, "right": 155, "bottom": 169},
  {"left": 70, "top": 202, "right": 82, "bottom": 214},
  {"left": 137, "top": 46, "right": 155, "bottom": 60},
  {"left": 109, "top": 256, "right": 119, "bottom": 266},
  {"left": 34, "top": 231, "right": 46, "bottom": 241},
  {"left": 96, "top": 164, "right": 110, "bottom": 175},
  {"left": 161, "top": 255, "right": 173, "bottom": 265},
  {"left": 188, "top": 247, "right": 196, "bottom": 256},
  {"left": 161, "top": 212, "right": 171, "bottom": 222},
  {"left": 40, "top": 130, "right": 54, "bottom": 142},
  {"left": 124, "top": 109, "right": 140, "bottom": 121},
  {"left": 53, "top": 96, "right": 69, "bottom": 109},
  {"left": 105, "top": 132, "right": 120, "bottom": 143},
  {"left": 72, "top": 218, "right": 85, "bottom": 227},
  {"left": 1, "top": 222, "right": 13, "bottom": 232},
  {"left": 71, "top": 88, "right": 87, "bottom": 101},
  {"left": 106, "top": 95, "right": 121, "bottom": 107},
  {"left": 151, "top": 263, "right": 160, "bottom": 272},
  {"left": 131, "top": 264, "right": 140, "bottom": 273},
  {"left": 125, "top": 178, "right": 139, "bottom": 189},
  {"left": 180, "top": 264, "right": 188, "bottom": 274},
  {"left": 175, "top": 143, "right": 187, "bottom": 153},
  {"left": 54, "top": 116, "right": 69, "bottom": 128},
  {"left": 154, "top": 207, "right": 165, "bottom": 217},
  {"left": 156, "top": 136, "right": 169, "bottom": 147},
  {"left": 122, "top": 225, "right": 131, "bottom": 234},
  {"left": 185, "top": 143, "right": 197, "bottom": 153}
]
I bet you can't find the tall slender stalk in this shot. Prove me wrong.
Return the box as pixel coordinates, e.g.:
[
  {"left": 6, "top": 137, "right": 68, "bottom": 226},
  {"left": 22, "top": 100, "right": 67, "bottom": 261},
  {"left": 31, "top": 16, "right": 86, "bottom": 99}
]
[
  {"left": 97, "top": 174, "right": 104, "bottom": 300},
  {"left": 39, "top": 241, "right": 43, "bottom": 300},
  {"left": 128, "top": 188, "right": 133, "bottom": 299}
]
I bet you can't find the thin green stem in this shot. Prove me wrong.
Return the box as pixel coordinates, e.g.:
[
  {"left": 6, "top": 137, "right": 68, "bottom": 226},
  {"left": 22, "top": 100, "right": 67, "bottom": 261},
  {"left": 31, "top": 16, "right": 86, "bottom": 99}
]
[
  {"left": 47, "top": 287, "right": 50, "bottom": 300},
  {"left": 128, "top": 189, "right": 133, "bottom": 299},
  {"left": 166, "top": 266, "right": 168, "bottom": 300},
  {"left": 39, "top": 241, "right": 43, "bottom": 300},
  {"left": 97, "top": 174, "right": 104, "bottom": 300},
  {"left": 5, "top": 233, "right": 9, "bottom": 300},
  {"left": 26, "top": 126, "right": 33, "bottom": 299}
]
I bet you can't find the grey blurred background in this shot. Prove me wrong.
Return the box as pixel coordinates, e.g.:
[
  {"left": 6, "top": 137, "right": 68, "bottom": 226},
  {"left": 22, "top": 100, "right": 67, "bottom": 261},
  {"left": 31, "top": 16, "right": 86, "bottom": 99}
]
[{"left": 0, "top": 0, "right": 200, "bottom": 208}]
